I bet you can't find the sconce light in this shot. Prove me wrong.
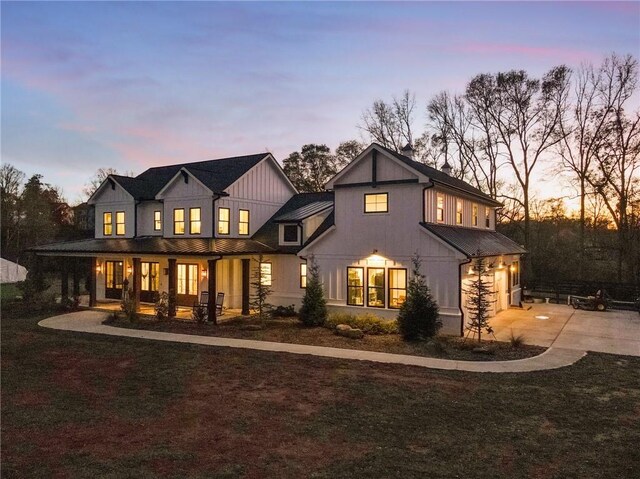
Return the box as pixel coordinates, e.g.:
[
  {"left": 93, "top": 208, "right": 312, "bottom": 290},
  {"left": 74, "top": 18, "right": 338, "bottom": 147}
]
[
  {"left": 126, "top": 264, "right": 133, "bottom": 275},
  {"left": 96, "top": 262, "right": 102, "bottom": 274},
  {"left": 498, "top": 261, "right": 505, "bottom": 269},
  {"left": 468, "top": 266, "right": 475, "bottom": 275},
  {"left": 201, "top": 269, "right": 208, "bottom": 279},
  {"left": 163, "top": 268, "right": 169, "bottom": 276},
  {"left": 510, "top": 265, "right": 516, "bottom": 272}
]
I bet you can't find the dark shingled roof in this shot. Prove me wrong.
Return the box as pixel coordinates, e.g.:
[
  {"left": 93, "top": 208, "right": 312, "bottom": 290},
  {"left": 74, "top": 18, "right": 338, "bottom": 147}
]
[
  {"left": 374, "top": 144, "right": 502, "bottom": 206},
  {"left": 253, "top": 192, "right": 334, "bottom": 253},
  {"left": 30, "top": 237, "right": 274, "bottom": 256},
  {"left": 274, "top": 200, "right": 333, "bottom": 222},
  {"left": 421, "top": 223, "right": 526, "bottom": 258},
  {"left": 107, "top": 153, "right": 271, "bottom": 200}
]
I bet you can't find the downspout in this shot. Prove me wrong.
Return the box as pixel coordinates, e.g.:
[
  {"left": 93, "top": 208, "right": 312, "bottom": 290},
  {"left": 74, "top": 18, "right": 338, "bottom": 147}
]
[{"left": 458, "top": 257, "right": 472, "bottom": 337}]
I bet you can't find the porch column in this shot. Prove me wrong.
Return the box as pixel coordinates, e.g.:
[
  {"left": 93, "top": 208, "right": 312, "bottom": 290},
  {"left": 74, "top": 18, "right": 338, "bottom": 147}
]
[
  {"left": 168, "top": 258, "right": 177, "bottom": 317},
  {"left": 132, "top": 257, "right": 141, "bottom": 313},
  {"left": 72, "top": 258, "right": 81, "bottom": 297},
  {"left": 89, "top": 257, "right": 97, "bottom": 307},
  {"left": 241, "top": 258, "right": 250, "bottom": 315},
  {"left": 60, "top": 258, "right": 69, "bottom": 302},
  {"left": 207, "top": 258, "right": 218, "bottom": 324}
]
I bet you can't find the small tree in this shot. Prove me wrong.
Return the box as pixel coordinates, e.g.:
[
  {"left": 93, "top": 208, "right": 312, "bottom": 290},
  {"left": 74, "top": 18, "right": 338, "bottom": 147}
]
[
  {"left": 154, "top": 291, "right": 169, "bottom": 321},
  {"left": 299, "top": 255, "right": 327, "bottom": 326},
  {"left": 120, "top": 288, "right": 138, "bottom": 322},
  {"left": 397, "top": 254, "right": 441, "bottom": 340},
  {"left": 250, "top": 255, "right": 274, "bottom": 322},
  {"left": 464, "top": 255, "right": 495, "bottom": 342}
]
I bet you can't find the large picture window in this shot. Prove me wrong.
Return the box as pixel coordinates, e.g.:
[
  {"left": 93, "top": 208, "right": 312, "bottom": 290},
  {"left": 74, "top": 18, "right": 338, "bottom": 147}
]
[
  {"left": 239, "top": 209, "right": 250, "bottom": 235},
  {"left": 154, "top": 210, "right": 162, "bottom": 231},
  {"left": 218, "top": 207, "right": 230, "bottom": 235},
  {"left": 173, "top": 208, "right": 185, "bottom": 235},
  {"left": 347, "top": 267, "right": 364, "bottom": 306},
  {"left": 388, "top": 269, "right": 407, "bottom": 309},
  {"left": 437, "top": 195, "right": 444, "bottom": 222},
  {"left": 364, "top": 193, "right": 388, "bottom": 213},
  {"left": 103, "top": 212, "right": 112, "bottom": 236},
  {"left": 115, "top": 211, "right": 125, "bottom": 236},
  {"left": 367, "top": 268, "right": 385, "bottom": 308},
  {"left": 189, "top": 207, "right": 201, "bottom": 235},
  {"left": 260, "top": 262, "right": 272, "bottom": 286}
]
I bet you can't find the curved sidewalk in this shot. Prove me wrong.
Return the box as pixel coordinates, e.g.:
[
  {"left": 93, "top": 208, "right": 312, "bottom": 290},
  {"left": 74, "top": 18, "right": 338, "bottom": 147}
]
[{"left": 39, "top": 311, "right": 586, "bottom": 373}]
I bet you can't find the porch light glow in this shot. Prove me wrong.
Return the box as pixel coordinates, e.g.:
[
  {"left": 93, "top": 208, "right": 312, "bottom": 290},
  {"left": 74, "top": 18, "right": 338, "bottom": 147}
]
[
  {"left": 201, "top": 269, "right": 208, "bottom": 278},
  {"left": 366, "top": 251, "right": 386, "bottom": 266},
  {"left": 96, "top": 262, "right": 102, "bottom": 274},
  {"left": 468, "top": 266, "right": 474, "bottom": 275},
  {"left": 510, "top": 265, "right": 516, "bottom": 272},
  {"left": 498, "top": 262, "right": 505, "bottom": 269},
  {"left": 126, "top": 264, "right": 133, "bottom": 275}
]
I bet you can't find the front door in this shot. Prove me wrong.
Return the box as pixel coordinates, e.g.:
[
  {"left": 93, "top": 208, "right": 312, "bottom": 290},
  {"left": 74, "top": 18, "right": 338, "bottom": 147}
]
[
  {"left": 140, "top": 262, "right": 160, "bottom": 303},
  {"left": 177, "top": 263, "right": 198, "bottom": 306},
  {"left": 105, "top": 260, "right": 124, "bottom": 299}
]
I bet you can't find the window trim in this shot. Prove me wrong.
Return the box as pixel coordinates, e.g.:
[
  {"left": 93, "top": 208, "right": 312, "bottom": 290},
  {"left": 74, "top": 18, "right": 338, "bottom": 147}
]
[
  {"left": 456, "top": 199, "right": 463, "bottom": 225},
  {"left": 218, "top": 207, "right": 230, "bottom": 235},
  {"left": 239, "top": 209, "right": 250, "bottom": 236},
  {"left": 364, "top": 192, "right": 389, "bottom": 213},
  {"left": 103, "top": 212, "right": 112, "bottom": 236},
  {"left": 260, "top": 262, "right": 272, "bottom": 286},
  {"left": 472, "top": 204, "right": 479, "bottom": 226},
  {"left": 436, "top": 194, "right": 445, "bottom": 223},
  {"left": 189, "top": 207, "right": 201, "bottom": 235},
  {"left": 346, "top": 266, "right": 364, "bottom": 306},
  {"left": 366, "top": 267, "right": 385, "bottom": 308},
  {"left": 300, "top": 263, "right": 307, "bottom": 289},
  {"left": 388, "top": 268, "right": 407, "bottom": 310},
  {"left": 173, "top": 208, "right": 185, "bottom": 235},
  {"left": 485, "top": 207, "right": 491, "bottom": 228},
  {"left": 153, "top": 210, "right": 162, "bottom": 231},
  {"left": 115, "top": 211, "right": 125, "bottom": 236}
]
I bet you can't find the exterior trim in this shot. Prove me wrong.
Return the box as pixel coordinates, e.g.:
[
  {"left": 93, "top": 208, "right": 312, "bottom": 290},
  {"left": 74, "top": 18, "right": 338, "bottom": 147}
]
[
  {"left": 346, "top": 266, "right": 364, "bottom": 306},
  {"left": 334, "top": 179, "right": 419, "bottom": 189}
]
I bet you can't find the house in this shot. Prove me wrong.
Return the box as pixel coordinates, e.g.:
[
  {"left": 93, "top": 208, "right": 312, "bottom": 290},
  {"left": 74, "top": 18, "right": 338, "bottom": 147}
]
[{"left": 32, "top": 143, "right": 524, "bottom": 334}]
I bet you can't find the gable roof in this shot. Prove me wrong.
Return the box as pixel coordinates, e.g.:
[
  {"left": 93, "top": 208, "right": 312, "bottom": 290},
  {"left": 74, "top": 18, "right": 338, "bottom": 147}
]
[
  {"left": 421, "top": 222, "right": 526, "bottom": 258},
  {"left": 373, "top": 144, "right": 501, "bottom": 206},
  {"left": 274, "top": 200, "right": 333, "bottom": 223},
  {"left": 252, "top": 192, "right": 334, "bottom": 253}
]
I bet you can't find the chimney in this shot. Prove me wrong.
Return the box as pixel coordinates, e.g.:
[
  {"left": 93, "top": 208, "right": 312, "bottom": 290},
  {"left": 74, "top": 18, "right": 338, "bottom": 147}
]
[
  {"left": 441, "top": 160, "right": 452, "bottom": 176},
  {"left": 400, "top": 143, "right": 414, "bottom": 160}
]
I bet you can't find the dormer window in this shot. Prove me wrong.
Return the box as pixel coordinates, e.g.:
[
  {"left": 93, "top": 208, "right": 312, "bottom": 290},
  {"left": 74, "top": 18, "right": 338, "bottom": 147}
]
[
  {"left": 239, "top": 209, "right": 250, "bottom": 235},
  {"left": 456, "top": 200, "right": 463, "bottom": 225},
  {"left": 437, "top": 195, "right": 444, "bottom": 222},
  {"left": 174, "top": 208, "right": 185, "bottom": 235},
  {"left": 189, "top": 207, "right": 201, "bottom": 235},
  {"left": 218, "top": 207, "right": 230, "bottom": 235},
  {"left": 364, "top": 193, "right": 388, "bottom": 213},
  {"left": 103, "top": 212, "right": 112, "bottom": 236},
  {"left": 115, "top": 211, "right": 125, "bottom": 236},
  {"left": 283, "top": 224, "right": 299, "bottom": 243}
]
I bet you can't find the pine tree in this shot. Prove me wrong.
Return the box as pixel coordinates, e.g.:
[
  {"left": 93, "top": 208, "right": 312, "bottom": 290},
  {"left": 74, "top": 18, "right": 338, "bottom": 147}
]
[
  {"left": 299, "top": 255, "right": 327, "bottom": 326},
  {"left": 397, "top": 254, "right": 441, "bottom": 340},
  {"left": 249, "top": 255, "right": 274, "bottom": 322},
  {"left": 464, "top": 254, "right": 495, "bottom": 342}
]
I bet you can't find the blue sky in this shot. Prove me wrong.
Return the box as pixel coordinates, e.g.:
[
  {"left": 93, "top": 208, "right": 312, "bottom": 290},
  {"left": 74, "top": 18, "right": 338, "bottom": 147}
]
[{"left": 2, "top": 1, "right": 639, "bottom": 203}]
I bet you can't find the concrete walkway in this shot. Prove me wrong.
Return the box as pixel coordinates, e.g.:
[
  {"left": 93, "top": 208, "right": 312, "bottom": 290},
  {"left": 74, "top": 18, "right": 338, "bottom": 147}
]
[{"left": 39, "top": 311, "right": 586, "bottom": 373}]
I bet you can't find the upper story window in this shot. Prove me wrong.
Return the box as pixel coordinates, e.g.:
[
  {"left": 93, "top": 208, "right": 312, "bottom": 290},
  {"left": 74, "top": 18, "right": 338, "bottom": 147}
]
[
  {"left": 174, "top": 208, "right": 185, "bottom": 235},
  {"left": 115, "top": 211, "right": 125, "bottom": 236},
  {"left": 456, "top": 200, "right": 463, "bottom": 225},
  {"left": 103, "top": 212, "right": 112, "bottom": 236},
  {"left": 189, "top": 207, "right": 201, "bottom": 235},
  {"left": 485, "top": 207, "right": 491, "bottom": 228},
  {"left": 300, "top": 263, "right": 307, "bottom": 288},
  {"left": 472, "top": 204, "right": 478, "bottom": 226},
  {"left": 437, "top": 194, "right": 444, "bottom": 222},
  {"left": 239, "top": 209, "right": 250, "bottom": 235},
  {"left": 154, "top": 210, "right": 162, "bottom": 231},
  {"left": 260, "top": 262, "right": 272, "bottom": 286},
  {"left": 218, "top": 207, "right": 230, "bottom": 235},
  {"left": 283, "top": 224, "right": 299, "bottom": 243},
  {"left": 364, "top": 193, "right": 388, "bottom": 213}
]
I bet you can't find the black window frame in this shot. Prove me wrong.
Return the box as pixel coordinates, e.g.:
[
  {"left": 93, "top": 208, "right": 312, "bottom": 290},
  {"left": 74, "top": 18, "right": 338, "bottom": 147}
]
[
  {"left": 485, "top": 207, "right": 491, "bottom": 228},
  {"left": 436, "top": 194, "right": 445, "bottom": 222},
  {"left": 283, "top": 224, "right": 299, "bottom": 243},
  {"left": 346, "top": 266, "right": 364, "bottom": 306},
  {"left": 173, "top": 208, "right": 185, "bottom": 235},
  {"left": 367, "top": 267, "right": 385, "bottom": 308},
  {"left": 103, "top": 212, "right": 112, "bottom": 236},
  {"left": 300, "top": 263, "right": 307, "bottom": 288},
  {"left": 153, "top": 210, "right": 162, "bottom": 231},
  {"left": 364, "top": 192, "right": 389, "bottom": 213},
  {"left": 388, "top": 268, "right": 407, "bottom": 309},
  {"left": 189, "top": 207, "right": 201, "bottom": 235},
  {"left": 115, "top": 211, "right": 126, "bottom": 236},
  {"left": 239, "top": 209, "right": 250, "bottom": 236},
  {"left": 218, "top": 207, "right": 230, "bottom": 235}
]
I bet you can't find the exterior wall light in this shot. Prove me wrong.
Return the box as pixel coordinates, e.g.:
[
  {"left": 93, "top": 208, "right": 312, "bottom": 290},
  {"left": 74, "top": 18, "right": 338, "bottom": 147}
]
[
  {"left": 201, "top": 268, "right": 208, "bottom": 278},
  {"left": 96, "top": 262, "right": 102, "bottom": 274},
  {"left": 126, "top": 264, "right": 133, "bottom": 275}
]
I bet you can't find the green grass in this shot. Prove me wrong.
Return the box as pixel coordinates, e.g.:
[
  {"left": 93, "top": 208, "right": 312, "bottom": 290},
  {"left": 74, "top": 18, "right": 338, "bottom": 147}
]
[
  {"left": 1, "top": 282, "right": 22, "bottom": 301},
  {"left": 2, "top": 308, "right": 640, "bottom": 478}
]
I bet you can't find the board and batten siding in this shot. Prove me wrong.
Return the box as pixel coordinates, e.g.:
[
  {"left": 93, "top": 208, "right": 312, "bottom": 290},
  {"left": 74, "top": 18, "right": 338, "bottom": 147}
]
[
  {"left": 92, "top": 182, "right": 135, "bottom": 239},
  {"left": 160, "top": 175, "right": 214, "bottom": 238},
  {"left": 332, "top": 149, "right": 418, "bottom": 185},
  {"left": 423, "top": 188, "right": 496, "bottom": 229},
  {"left": 137, "top": 201, "right": 164, "bottom": 237}
]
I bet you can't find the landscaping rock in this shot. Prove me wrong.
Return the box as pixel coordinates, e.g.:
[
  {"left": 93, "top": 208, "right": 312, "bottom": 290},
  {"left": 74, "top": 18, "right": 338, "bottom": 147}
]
[
  {"left": 336, "top": 324, "right": 352, "bottom": 332},
  {"left": 335, "top": 325, "right": 364, "bottom": 339}
]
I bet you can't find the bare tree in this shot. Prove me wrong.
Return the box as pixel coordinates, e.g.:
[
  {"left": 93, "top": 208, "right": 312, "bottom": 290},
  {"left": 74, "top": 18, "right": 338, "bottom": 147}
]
[
  {"left": 360, "top": 90, "right": 416, "bottom": 151},
  {"left": 83, "top": 168, "right": 134, "bottom": 199}
]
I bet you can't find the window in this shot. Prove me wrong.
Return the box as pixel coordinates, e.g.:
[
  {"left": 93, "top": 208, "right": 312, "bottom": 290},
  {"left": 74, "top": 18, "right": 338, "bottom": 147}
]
[
  {"left": 283, "top": 224, "right": 299, "bottom": 243},
  {"left": 485, "top": 208, "right": 491, "bottom": 228},
  {"left": 177, "top": 263, "right": 198, "bottom": 295},
  {"left": 300, "top": 263, "right": 307, "bottom": 288},
  {"left": 103, "top": 212, "right": 112, "bottom": 236},
  {"left": 154, "top": 211, "right": 162, "bottom": 231},
  {"left": 456, "top": 200, "right": 463, "bottom": 225},
  {"left": 347, "top": 267, "right": 364, "bottom": 306},
  {"left": 364, "top": 193, "right": 388, "bottom": 213},
  {"left": 239, "top": 209, "right": 250, "bottom": 235},
  {"left": 437, "top": 195, "right": 444, "bottom": 222},
  {"left": 367, "top": 268, "right": 385, "bottom": 308},
  {"left": 189, "top": 207, "right": 201, "bottom": 235},
  {"left": 511, "top": 261, "right": 520, "bottom": 287},
  {"left": 173, "top": 208, "right": 185, "bottom": 235},
  {"left": 388, "top": 269, "right": 407, "bottom": 309},
  {"left": 116, "top": 211, "right": 125, "bottom": 235},
  {"left": 141, "top": 262, "right": 159, "bottom": 291},
  {"left": 472, "top": 204, "right": 478, "bottom": 226},
  {"left": 218, "top": 207, "right": 230, "bottom": 235},
  {"left": 260, "top": 262, "right": 272, "bottom": 286}
]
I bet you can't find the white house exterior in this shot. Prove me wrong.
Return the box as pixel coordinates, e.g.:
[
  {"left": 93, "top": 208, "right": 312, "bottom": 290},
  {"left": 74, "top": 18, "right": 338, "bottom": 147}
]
[{"left": 33, "top": 144, "right": 524, "bottom": 334}]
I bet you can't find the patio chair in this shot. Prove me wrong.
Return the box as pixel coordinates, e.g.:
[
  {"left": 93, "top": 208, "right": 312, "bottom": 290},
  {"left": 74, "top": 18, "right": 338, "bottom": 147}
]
[
  {"left": 193, "top": 291, "right": 209, "bottom": 313},
  {"left": 215, "top": 292, "right": 225, "bottom": 316}
]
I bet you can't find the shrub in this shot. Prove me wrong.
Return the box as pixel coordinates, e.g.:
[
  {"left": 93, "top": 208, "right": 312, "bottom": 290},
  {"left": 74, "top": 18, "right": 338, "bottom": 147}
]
[
  {"left": 397, "top": 254, "right": 440, "bottom": 340},
  {"left": 273, "top": 304, "right": 297, "bottom": 318},
  {"left": 299, "top": 255, "right": 328, "bottom": 326},
  {"left": 154, "top": 292, "right": 169, "bottom": 321},
  {"left": 60, "top": 295, "right": 80, "bottom": 312},
  {"left": 509, "top": 331, "right": 525, "bottom": 348},
  {"left": 120, "top": 288, "right": 138, "bottom": 322},
  {"left": 192, "top": 303, "right": 208, "bottom": 324},
  {"left": 325, "top": 312, "right": 398, "bottom": 335}
]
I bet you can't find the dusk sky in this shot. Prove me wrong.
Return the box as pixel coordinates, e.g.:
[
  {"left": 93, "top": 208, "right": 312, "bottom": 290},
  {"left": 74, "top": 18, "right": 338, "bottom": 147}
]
[{"left": 2, "top": 1, "right": 639, "bottom": 204}]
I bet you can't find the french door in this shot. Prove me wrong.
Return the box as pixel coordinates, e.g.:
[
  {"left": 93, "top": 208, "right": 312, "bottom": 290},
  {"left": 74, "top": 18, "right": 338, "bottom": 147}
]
[
  {"left": 176, "top": 263, "right": 199, "bottom": 306},
  {"left": 140, "top": 262, "right": 160, "bottom": 303},
  {"left": 105, "top": 261, "right": 124, "bottom": 299}
]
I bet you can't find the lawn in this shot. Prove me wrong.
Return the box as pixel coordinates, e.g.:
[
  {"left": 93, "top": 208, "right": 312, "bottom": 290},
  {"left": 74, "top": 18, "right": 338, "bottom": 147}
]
[
  {"left": 1, "top": 283, "right": 22, "bottom": 301},
  {"left": 2, "top": 308, "right": 639, "bottom": 478}
]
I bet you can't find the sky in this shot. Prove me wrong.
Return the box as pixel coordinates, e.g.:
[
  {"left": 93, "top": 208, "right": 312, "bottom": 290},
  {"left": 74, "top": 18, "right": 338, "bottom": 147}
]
[{"left": 2, "top": 1, "right": 639, "bottom": 205}]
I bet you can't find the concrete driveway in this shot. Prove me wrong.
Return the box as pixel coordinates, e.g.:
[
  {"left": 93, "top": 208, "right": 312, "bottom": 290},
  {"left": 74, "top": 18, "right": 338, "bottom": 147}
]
[{"left": 490, "top": 304, "right": 640, "bottom": 357}]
